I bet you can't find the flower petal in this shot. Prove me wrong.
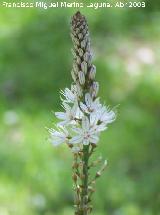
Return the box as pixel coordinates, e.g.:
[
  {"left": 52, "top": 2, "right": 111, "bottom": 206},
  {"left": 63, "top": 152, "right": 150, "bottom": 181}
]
[
  {"left": 89, "top": 135, "right": 99, "bottom": 144},
  {"left": 70, "top": 135, "right": 83, "bottom": 144},
  {"left": 55, "top": 112, "right": 66, "bottom": 120}
]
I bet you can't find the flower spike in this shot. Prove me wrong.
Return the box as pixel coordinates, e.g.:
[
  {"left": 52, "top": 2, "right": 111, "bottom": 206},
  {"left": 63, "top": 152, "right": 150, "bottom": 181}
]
[{"left": 48, "top": 11, "right": 116, "bottom": 215}]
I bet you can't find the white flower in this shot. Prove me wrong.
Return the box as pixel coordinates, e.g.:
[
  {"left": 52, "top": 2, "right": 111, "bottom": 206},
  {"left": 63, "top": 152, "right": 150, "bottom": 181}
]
[
  {"left": 55, "top": 102, "right": 78, "bottom": 125},
  {"left": 98, "top": 106, "right": 116, "bottom": 125},
  {"left": 80, "top": 93, "right": 101, "bottom": 113},
  {"left": 49, "top": 126, "right": 69, "bottom": 146},
  {"left": 70, "top": 116, "right": 99, "bottom": 145},
  {"left": 89, "top": 112, "right": 107, "bottom": 133},
  {"left": 61, "top": 87, "right": 76, "bottom": 103}
]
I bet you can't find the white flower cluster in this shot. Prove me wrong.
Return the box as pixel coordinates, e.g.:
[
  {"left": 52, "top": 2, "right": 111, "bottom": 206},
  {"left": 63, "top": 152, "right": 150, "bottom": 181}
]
[
  {"left": 49, "top": 86, "right": 115, "bottom": 152},
  {"left": 49, "top": 11, "right": 116, "bottom": 152}
]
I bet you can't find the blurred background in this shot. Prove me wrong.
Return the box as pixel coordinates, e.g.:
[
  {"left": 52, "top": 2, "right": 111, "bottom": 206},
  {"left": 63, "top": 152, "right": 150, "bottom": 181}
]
[{"left": 0, "top": 0, "right": 160, "bottom": 214}]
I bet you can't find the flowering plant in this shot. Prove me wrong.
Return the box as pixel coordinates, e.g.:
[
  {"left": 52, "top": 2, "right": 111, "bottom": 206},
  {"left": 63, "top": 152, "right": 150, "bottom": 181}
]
[{"left": 48, "top": 11, "right": 116, "bottom": 215}]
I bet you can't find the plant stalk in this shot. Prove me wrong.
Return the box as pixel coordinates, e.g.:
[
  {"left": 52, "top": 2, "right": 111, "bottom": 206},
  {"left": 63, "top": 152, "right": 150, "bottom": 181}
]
[{"left": 81, "top": 145, "right": 90, "bottom": 215}]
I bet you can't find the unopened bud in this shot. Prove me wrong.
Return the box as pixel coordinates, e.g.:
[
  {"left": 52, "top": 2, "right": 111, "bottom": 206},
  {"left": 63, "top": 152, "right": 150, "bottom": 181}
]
[
  {"left": 81, "top": 61, "right": 88, "bottom": 74},
  {"left": 76, "top": 56, "right": 81, "bottom": 65},
  {"left": 73, "top": 62, "right": 79, "bottom": 74},
  {"left": 90, "top": 81, "right": 99, "bottom": 97},
  {"left": 91, "top": 143, "right": 97, "bottom": 148},
  {"left": 84, "top": 52, "right": 92, "bottom": 64},
  {"left": 68, "top": 143, "right": 73, "bottom": 148},
  {"left": 83, "top": 29, "right": 87, "bottom": 35},
  {"left": 71, "top": 70, "right": 77, "bottom": 82},
  {"left": 81, "top": 40, "right": 86, "bottom": 49},
  {"left": 75, "top": 28, "right": 80, "bottom": 34},
  {"left": 78, "top": 71, "right": 85, "bottom": 85},
  {"left": 74, "top": 43, "right": 78, "bottom": 50},
  {"left": 78, "top": 33, "right": 83, "bottom": 40},
  {"left": 78, "top": 48, "right": 84, "bottom": 57},
  {"left": 86, "top": 41, "right": 91, "bottom": 51},
  {"left": 89, "top": 65, "right": 96, "bottom": 80},
  {"left": 71, "top": 48, "right": 77, "bottom": 58},
  {"left": 96, "top": 171, "right": 101, "bottom": 178},
  {"left": 72, "top": 173, "right": 78, "bottom": 182},
  {"left": 74, "top": 37, "right": 80, "bottom": 46},
  {"left": 76, "top": 185, "right": 80, "bottom": 192},
  {"left": 88, "top": 186, "right": 95, "bottom": 193},
  {"left": 70, "top": 33, "right": 75, "bottom": 41},
  {"left": 72, "top": 162, "right": 79, "bottom": 169}
]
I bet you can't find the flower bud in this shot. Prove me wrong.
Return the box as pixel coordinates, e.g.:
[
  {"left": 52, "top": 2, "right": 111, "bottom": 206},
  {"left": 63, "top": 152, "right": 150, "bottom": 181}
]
[
  {"left": 83, "top": 29, "right": 87, "bottom": 35},
  {"left": 95, "top": 171, "right": 101, "bottom": 178},
  {"left": 89, "top": 65, "right": 96, "bottom": 80},
  {"left": 72, "top": 173, "right": 78, "bottom": 182},
  {"left": 84, "top": 52, "right": 92, "bottom": 63},
  {"left": 88, "top": 186, "right": 95, "bottom": 193},
  {"left": 81, "top": 61, "right": 88, "bottom": 75},
  {"left": 75, "top": 28, "right": 80, "bottom": 34},
  {"left": 78, "top": 71, "right": 85, "bottom": 85},
  {"left": 76, "top": 185, "right": 81, "bottom": 193},
  {"left": 74, "top": 37, "right": 80, "bottom": 46},
  {"left": 76, "top": 56, "right": 81, "bottom": 65},
  {"left": 90, "top": 81, "right": 99, "bottom": 97},
  {"left": 75, "top": 84, "right": 83, "bottom": 97},
  {"left": 78, "top": 48, "right": 84, "bottom": 57},
  {"left": 70, "top": 33, "right": 75, "bottom": 41},
  {"left": 86, "top": 41, "right": 91, "bottom": 51},
  {"left": 71, "top": 70, "right": 77, "bottom": 82},
  {"left": 73, "top": 62, "right": 79, "bottom": 74},
  {"left": 71, "top": 48, "right": 77, "bottom": 58},
  {"left": 74, "top": 43, "right": 78, "bottom": 50},
  {"left": 81, "top": 40, "right": 86, "bottom": 49},
  {"left": 78, "top": 33, "right": 83, "bottom": 40},
  {"left": 72, "top": 162, "right": 79, "bottom": 169}
]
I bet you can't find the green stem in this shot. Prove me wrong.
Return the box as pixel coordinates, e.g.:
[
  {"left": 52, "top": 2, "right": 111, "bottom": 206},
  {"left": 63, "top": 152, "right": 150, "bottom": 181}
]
[{"left": 81, "top": 145, "right": 90, "bottom": 215}]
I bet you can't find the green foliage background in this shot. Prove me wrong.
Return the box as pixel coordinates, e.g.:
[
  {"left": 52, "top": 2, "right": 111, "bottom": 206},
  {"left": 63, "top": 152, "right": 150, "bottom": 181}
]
[{"left": 0, "top": 0, "right": 160, "bottom": 214}]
